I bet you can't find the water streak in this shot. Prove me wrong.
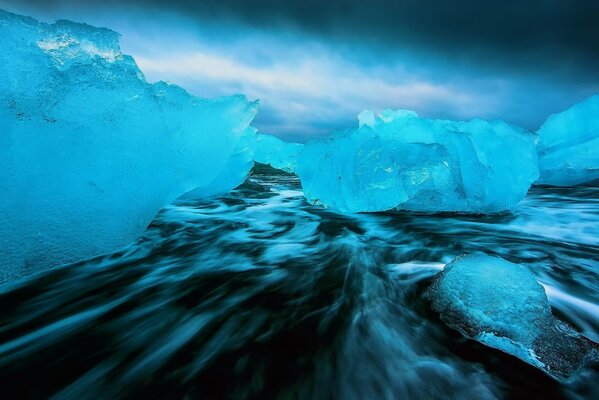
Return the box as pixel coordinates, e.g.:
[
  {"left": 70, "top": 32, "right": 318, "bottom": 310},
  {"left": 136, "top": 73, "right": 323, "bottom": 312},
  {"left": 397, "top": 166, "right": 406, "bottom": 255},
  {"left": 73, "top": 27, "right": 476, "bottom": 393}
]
[{"left": 0, "top": 166, "right": 597, "bottom": 399}]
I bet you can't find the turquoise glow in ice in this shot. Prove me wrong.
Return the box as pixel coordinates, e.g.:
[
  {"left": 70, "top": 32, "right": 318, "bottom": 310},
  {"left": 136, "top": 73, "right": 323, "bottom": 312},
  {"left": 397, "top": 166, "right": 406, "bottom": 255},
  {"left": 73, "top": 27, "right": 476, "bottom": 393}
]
[
  {"left": 183, "top": 127, "right": 257, "bottom": 198},
  {"left": 536, "top": 95, "right": 599, "bottom": 186},
  {"left": 0, "top": 10, "right": 257, "bottom": 278},
  {"left": 252, "top": 133, "right": 303, "bottom": 173},
  {"left": 296, "top": 110, "right": 539, "bottom": 213}
]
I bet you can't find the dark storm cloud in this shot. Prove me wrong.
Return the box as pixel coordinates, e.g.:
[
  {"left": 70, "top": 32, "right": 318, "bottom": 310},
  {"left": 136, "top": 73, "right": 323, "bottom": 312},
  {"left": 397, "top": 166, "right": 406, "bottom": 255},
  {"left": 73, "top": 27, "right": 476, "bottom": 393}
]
[{"left": 13, "top": 0, "right": 599, "bottom": 78}]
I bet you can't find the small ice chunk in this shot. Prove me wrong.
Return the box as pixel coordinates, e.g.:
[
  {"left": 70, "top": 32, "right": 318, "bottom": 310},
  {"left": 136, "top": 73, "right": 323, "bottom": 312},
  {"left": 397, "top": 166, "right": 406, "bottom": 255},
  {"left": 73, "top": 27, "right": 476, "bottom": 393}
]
[
  {"left": 427, "top": 254, "right": 598, "bottom": 380},
  {"left": 536, "top": 95, "right": 599, "bottom": 186}
]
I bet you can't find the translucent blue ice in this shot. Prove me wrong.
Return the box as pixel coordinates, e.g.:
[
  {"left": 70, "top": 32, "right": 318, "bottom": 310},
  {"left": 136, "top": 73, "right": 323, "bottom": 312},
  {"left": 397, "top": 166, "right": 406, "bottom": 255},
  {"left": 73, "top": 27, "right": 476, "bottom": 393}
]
[
  {"left": 296, "top": 110, "right": 539, "bottom": 213},
  {"left": 182, "top": 127, "right": 257, "bottom": 198},
  {"left": 428, "top": 254, "right": 598, "bottom": 379},
  {"left": 0, "top": 10, "right": 258, "bottom": 279},
  {"left": 536, "top": 95, "right": 599, "bottom": 186},
  {"left": 252, "top": 133, "right": 303, "bottom": 173}
]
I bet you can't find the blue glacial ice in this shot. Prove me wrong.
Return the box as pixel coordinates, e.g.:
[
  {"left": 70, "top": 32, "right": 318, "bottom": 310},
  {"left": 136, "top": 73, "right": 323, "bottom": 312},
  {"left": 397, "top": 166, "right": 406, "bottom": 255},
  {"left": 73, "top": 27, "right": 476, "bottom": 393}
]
[
  {"left": 185, "top": 130, "right": 304, "bottom": 198},
  {"left": 296, "top": 109, "right": 539, "bottom": 213},
  {"left": 182, "top": 127, "right": 257, "bottom": 198},
  {"left": 252, "top": 132, "right": 303, "bottom": 173},
  {"left": 0, "top": 10, "right": 258, "bottom": 280},
  {"left": 427, "top": 254, "right": 598, "bottom": 379},
  {"left": 536, "top": 95, "right": 599, "bottom": 186}
]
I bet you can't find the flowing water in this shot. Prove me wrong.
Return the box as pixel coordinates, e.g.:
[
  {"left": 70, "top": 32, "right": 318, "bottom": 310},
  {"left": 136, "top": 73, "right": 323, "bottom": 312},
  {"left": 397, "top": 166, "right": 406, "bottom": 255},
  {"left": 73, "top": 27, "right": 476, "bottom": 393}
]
[{"left": 1, "top": 164, "right": 598, "bottom": 399}]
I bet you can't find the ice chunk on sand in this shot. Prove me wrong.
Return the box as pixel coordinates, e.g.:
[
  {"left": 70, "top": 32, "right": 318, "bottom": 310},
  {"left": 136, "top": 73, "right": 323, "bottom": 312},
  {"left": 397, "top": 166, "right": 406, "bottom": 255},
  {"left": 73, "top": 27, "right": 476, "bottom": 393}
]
[
  {"left": 252, "top": 133, "right": 303, "bottom": 173},
  {"left": 536, "top": 95, "right": 599, "bottom": 186},
  {"left": 427, "top": 254, "right": 598, "bottom": 380},
  {"left": 0, "top": 10, "right": 257, "bottom": 280},
  {"left": 296, "top": 110, "right": 538, "bottom": 213}
]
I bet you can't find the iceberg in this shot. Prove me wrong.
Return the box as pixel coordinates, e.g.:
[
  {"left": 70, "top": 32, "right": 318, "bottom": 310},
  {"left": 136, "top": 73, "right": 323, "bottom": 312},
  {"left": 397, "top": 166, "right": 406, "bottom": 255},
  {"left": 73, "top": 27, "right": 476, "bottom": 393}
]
[
  {"left": 296, "top": 110, "right": 539, "bottom": 213},
  {"left": 427, "top": 254, "right": 598, "bottom": 380},
  {"left": 536, "top": 95, "right": 599, "bottom": 186},
  {"left": 0, "top": 10, "right": 258, "bottom": 280},
  {"left": 252, "top": 132, "right": 303, "bottom": 173}
]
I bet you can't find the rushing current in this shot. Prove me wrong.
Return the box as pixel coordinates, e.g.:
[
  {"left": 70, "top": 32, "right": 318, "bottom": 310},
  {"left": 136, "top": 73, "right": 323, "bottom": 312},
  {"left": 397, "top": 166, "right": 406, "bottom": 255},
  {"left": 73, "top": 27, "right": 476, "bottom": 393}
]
[{"left": 1, "top": 164, "right": 598, "bottom": 399}]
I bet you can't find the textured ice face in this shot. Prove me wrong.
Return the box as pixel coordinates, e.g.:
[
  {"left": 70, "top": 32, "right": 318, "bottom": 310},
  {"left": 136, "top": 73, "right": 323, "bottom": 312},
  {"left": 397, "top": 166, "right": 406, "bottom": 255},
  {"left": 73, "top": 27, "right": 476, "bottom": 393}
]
[
  {"left": 296, "top": 110, "right": 539, "bottom": 213},
  {"left": 428, "top": 254, "right": 598, "bottom": 380},
  {"left": 0, "top": 10, "right": 258, "bottom": 280},
  {"left": 428, "top": 255, "right": 552, "bottom": 346},
  {"left": 536, "top": 95, "right": 599, "bottom": 186},
  {"left": 252, "top": 133, "right": 303, "bottom": 173}
]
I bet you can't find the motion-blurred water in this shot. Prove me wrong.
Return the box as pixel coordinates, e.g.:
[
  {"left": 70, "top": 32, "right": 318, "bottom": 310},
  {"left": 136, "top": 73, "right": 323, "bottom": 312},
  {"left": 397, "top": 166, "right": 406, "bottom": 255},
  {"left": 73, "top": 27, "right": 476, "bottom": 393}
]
[{"left": 1, "top": 164, "right": 598, "bottom": 399}]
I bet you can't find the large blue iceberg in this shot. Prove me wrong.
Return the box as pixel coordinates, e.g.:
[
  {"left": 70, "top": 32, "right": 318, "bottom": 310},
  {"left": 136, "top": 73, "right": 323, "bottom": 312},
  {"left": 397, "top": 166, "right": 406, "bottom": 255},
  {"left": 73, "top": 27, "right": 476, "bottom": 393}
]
[
  {"left": 536, "top": 95, "right": 599, "bottom": 186},
  {"left": 0, "top": 10, "right": 258, "bottom": 280},
  {"left": 427, "top": 254, "right": 598, "bottom": 380},
  {"left": 296, "top": 110, "right": 539, "bottom": 213}
]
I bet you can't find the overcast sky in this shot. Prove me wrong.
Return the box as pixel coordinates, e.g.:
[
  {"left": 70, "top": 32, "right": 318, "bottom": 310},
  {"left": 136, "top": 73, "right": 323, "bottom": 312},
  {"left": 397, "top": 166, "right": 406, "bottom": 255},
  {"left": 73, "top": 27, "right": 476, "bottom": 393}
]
[{"left": 2, "top": 0, "right": 598, "bottom": 141}]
